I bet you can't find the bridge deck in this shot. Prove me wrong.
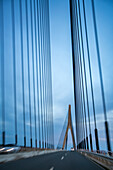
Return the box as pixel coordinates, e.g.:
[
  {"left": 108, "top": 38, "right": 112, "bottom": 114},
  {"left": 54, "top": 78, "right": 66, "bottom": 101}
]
[{"left": 0, "top": 151, "right": 103, "bottom": 170}]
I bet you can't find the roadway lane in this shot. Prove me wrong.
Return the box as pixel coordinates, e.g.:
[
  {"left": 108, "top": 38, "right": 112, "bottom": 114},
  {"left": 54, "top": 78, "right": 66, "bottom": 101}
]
[{"left": 0, "top": 151, "right": 103, "bottom": 170}]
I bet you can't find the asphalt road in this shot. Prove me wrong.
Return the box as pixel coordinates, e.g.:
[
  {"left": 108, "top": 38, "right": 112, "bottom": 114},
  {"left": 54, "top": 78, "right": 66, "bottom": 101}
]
[{"left": 0, "top": 151, "right": 103, "bottom": 170}]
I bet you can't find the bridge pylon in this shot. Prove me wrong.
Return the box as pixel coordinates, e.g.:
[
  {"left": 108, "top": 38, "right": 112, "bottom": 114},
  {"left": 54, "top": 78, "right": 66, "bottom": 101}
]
[{"left": 62, "top": 105, "right": 75, "bottom": 150}]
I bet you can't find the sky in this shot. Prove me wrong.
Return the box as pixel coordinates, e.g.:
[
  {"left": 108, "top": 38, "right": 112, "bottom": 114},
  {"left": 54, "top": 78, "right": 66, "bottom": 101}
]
[
  {"left": 49, "top": 0, "right": 75, "bottom": 149},
  {"left": 49, "top": 0, "right": 113, "bottom": 150},
  {"left": 0, "top": 0, "right": 113, "bottom": 151},
  {"left": 0, "top": 0, "right": 73, "bottom": 148}
]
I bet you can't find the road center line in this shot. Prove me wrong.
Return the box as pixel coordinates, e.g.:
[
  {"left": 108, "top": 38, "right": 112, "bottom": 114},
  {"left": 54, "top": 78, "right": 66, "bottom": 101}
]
[
  {"left": 49, "top": 166, "right": 54, "bottom": 170},
  {"left": 61, "top": 156, "right": 64, "bottom": 160}
]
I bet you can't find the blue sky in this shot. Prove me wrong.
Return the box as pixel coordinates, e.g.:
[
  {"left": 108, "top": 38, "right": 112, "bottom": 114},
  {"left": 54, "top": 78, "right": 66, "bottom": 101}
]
[
  {"left": 49, "top": 0, "right": 113, "bottom": 150},
  {"left": 49, "top": 0, "right": 75, "bottom": 149},
  {"left": 0, "top": 0, "right": 113, "bottom": 151}
]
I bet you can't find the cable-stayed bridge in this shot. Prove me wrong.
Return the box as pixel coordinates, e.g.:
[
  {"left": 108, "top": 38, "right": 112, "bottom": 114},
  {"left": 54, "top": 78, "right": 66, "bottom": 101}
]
[
  {"left": 0, "top": 0, "right": 113, "bottom": 169},
  {"left": 57, "top": 105, "right": 75, "bottom": 150}
]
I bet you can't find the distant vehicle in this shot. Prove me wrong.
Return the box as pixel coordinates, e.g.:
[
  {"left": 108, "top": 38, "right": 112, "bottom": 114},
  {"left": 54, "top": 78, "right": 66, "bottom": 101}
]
[{"left": 71, "top": 147, "right": 74, "bottom": 151}]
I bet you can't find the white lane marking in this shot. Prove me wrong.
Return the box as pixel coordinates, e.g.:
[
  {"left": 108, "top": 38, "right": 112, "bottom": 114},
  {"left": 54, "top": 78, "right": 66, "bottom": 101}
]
[
  {"left": 61, "top": 156, "right": 64, "bottom": 160},
  {"left": 49, "top": 166, "right": 54, "bottom": 170}
]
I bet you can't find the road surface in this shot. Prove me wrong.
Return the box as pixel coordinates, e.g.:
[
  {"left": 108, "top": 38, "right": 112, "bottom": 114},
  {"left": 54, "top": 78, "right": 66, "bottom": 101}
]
[{"left": 0, "top": 151, "right": 103, "bottom": 170}]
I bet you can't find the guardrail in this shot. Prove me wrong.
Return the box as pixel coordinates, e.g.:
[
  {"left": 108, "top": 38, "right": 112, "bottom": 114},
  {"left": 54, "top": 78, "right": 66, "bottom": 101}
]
[{"left": 78, "top": 150, "right": 113, "bottom": 169}]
